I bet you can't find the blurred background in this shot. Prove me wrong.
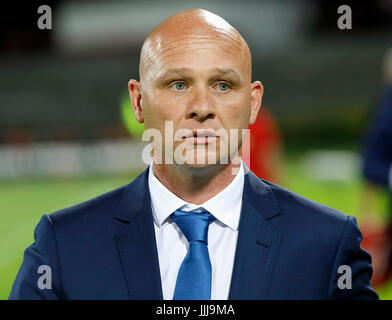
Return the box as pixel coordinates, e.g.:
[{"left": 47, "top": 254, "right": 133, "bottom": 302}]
[{"left": 1, "top": 0, "right": 392, "bottom": 299}]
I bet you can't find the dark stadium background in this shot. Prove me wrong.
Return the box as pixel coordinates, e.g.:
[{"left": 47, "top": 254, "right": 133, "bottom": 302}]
[{"left": 1, "top": 0, "right": 392, "bottom": 299}]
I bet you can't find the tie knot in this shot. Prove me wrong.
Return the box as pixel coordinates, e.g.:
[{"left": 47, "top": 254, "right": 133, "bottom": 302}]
[{"left": 171, "top": 210, "right": 215, "bottom": 244}]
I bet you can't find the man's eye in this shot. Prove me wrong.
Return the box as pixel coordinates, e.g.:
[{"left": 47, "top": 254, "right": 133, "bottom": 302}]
[
  {"left": 172, "top": 82, "right": 186, "bottom": 90},
  {"left": 217, "top": 83, "right": 230, "bottom": 91}
]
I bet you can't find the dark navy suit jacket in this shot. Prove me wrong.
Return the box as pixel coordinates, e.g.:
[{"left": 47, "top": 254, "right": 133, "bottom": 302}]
[
  {"left": 363, "top": 85, "right": 392, "bottom": 187},
  {"left": 9, "top": 167, "right": 378, "bottom": 299}
]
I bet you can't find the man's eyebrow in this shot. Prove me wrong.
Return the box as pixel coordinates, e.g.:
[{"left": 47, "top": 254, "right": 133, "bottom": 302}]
[
  {"left": 159, "top": 68, "right": 243, "bottom": 82},
  {"left": 212, "top": 68, "right": 243, "bottom": 82}
]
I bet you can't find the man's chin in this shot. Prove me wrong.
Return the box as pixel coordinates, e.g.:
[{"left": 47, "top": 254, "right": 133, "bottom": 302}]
[
  {"left": 183, "top": 162, "right": 216, "bottom": 169},
  {"left": 180, "top": 150, "right": 223, "bottom": 167},
  {"left": 175, "top": 151, "right": 230, "bottom": 174},
  {"left": 177, "top": 161, "right": 224, "bottom": 177}
]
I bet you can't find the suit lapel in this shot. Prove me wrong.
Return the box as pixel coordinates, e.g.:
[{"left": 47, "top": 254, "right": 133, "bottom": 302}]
[
  {"left": 113, "top": 166, "right": 283, "bottom": 300},
  {"left": 229, "top": 169, "right": 283, "bottom": 299},
  {"left": 114, "top": 169, "right": 163, "bottom": 300}
]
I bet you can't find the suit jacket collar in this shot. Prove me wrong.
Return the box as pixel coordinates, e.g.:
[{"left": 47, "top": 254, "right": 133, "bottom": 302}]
[
  {"left": 114, "top": 166, "right": 283, "bottom": 299},
  {"left": 229, "top": 168, "right": 283, "bottom": 299},
  {"left": 242, "top": 165, "right": 282, "bottom": 220},
  {"left": 114, "top": 164, "right": 281, "bottom": 222},
  {"left": 114, "top": 168, "right": 150, "bottom": 223},
  {"left": 114, "top": 168, "right": 163, "bottom": 299}
]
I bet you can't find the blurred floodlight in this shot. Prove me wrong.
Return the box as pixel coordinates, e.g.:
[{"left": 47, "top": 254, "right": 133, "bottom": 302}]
[
  {"left": 0, "top": 139, "right": 147, "bottom": 179},
  {"left": 54, "top": 0, "right": 314, "bottom": 55},
  {"left": 301, "top": 150, "right": 361, "bottom": 182}
]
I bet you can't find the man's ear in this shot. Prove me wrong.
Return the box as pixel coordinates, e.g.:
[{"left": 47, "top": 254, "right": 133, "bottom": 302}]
[
  {"left": 128, "top": 79, "right": 144, "bottom": 123},
  {"left": 249, "top": 81, "right": 263, "bottom": 125}
]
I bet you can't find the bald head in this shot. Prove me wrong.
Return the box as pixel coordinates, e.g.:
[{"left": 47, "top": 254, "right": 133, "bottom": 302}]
[
  {"left": 139, "top": 9, "right": 252, "bottom": 83},
  {"left": 128, "top": 8, "right": 263, "bottom": 173}
]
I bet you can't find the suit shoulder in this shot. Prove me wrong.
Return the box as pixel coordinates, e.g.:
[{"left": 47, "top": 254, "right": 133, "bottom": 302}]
[
  {"left": 44, "top": 169, "right": 149, "bottom": 238},
  {"left": 48, "top": 183, "right": 129, "bottom": 224},
  {"left": 261, "top": 179, "right": 349, "bottom": 225}
]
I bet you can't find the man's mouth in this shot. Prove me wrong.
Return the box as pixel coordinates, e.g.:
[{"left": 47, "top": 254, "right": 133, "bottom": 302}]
[{"left": 182, "top": 130, "right": 219, "bottom": 144}]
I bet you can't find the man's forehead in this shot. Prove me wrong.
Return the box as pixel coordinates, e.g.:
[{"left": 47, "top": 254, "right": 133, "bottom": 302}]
[{"left": 139, "top": 9, "right": 251, "bottom": 82}]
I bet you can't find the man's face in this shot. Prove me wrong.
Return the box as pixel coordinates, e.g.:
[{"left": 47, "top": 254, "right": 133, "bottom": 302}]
[{"left": 132, "top": 31, "right": 262, "bottom": 168}]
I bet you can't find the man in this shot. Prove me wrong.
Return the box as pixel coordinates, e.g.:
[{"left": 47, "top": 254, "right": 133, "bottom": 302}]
[
  {"left": 10, "top": 9, "right": 377, "bottom": 300},
  {"left": 363, "top": 48, "right": 392, "bottom": 192},
  {"left": 361, "top": 47, "right": 392, "bottom": 286}
]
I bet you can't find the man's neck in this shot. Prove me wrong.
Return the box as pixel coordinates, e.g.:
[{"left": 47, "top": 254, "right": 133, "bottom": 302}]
[{"left": 152, "top": 162, "right": 241, "bottom": 205}]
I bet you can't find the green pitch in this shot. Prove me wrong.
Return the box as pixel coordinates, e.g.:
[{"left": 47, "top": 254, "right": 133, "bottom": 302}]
[
  {"left": 0, "top": 173, "right": 138, "bottom": 299},
  {"left": 1, "top": 155, "right": 391, "bottom": 299}
]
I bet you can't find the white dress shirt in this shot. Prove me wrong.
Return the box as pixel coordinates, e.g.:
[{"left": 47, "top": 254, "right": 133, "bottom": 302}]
[{"left": 148, "top": 162, "right": 244, "bottom": 300}]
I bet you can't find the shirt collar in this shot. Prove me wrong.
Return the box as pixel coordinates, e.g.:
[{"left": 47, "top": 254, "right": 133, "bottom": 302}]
[{"left": 148, "top": 162, "right": 244, "bottom": 231}]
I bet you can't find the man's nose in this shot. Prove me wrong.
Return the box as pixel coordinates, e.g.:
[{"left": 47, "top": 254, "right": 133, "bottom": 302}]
[{"left": 186, "top": 86, "right": 215, "bottom": 122}]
